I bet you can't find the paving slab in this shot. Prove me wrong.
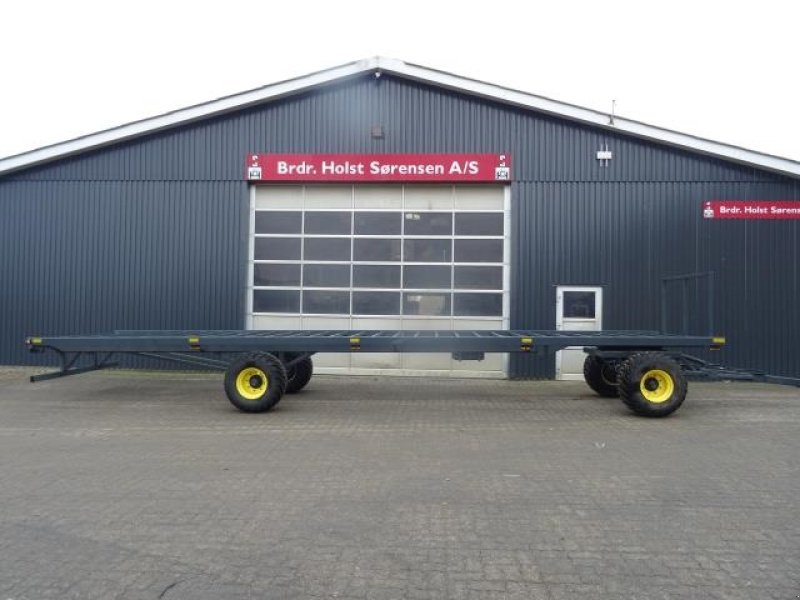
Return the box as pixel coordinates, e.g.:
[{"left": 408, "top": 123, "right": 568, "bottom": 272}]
[{"left": 0, "top": 367, "right": 798, "bottom": 599}]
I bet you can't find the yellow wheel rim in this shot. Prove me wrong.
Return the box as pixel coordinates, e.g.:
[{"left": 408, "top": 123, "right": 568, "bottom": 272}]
[
  {"left": 640, "top": 369, "right": 674, "bottom": 403},
  {"left": 235, "top": 367, "right": 268, "bottom": 400}
]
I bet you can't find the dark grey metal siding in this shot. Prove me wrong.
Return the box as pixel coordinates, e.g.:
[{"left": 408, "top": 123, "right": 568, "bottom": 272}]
[
  {"left": 0, "top": 181, "right": 249, "bottom": 367},
  {"left": 509, "top": 179, "right": 799, "bottom": 378},
  {"left": 1, "top": 74, "right": 798, "bottom": 377}
]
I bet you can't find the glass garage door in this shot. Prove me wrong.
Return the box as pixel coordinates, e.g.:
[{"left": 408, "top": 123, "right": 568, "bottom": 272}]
[{"left": 247, "top": 184, "right": 509, "bottom": 377}]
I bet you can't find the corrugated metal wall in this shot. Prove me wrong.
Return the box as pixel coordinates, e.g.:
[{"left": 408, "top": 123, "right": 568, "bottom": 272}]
[
  {"left": 1, "top": 74, "right": 798, "bottom": 377},
  {"left": 0, "top": 181, "right": 249, "bottom": 367}
]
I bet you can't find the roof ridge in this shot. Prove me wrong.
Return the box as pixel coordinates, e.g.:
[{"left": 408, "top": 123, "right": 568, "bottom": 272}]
[{"left": 1, "top": 57, "right": 798, "bottom": 178}]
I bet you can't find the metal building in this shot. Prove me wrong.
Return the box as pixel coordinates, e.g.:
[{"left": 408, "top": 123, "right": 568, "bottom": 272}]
[{"left": 1, "top": 57, "right": 799, "bottom": 380}]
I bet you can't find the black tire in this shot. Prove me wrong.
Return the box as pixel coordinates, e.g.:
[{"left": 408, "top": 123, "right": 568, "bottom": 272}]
[
  {"left": 224, "top": 352, "right": 287, "bottom": 413},
  {"left": 617, "top": 352, "right": 687, "bottom": 418},
  {"left": 583, "top": 355, "right": 619, "bottom": 397},
  {"left": 285, "top": 356, "right": 313, "bottom": 394}
]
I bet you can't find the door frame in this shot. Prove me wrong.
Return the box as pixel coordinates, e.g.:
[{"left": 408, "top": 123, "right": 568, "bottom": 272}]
[{"left": 555, "top": 285, "right": 603, "bottom": 380}]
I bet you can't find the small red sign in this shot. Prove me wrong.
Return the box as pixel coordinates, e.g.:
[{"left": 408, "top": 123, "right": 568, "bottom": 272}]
[
  {"left": 703, "top": 201, "right": 800, "bottom": 220},
  {"left": 245, "top": 153, "right": 511, "bottom": 182}
]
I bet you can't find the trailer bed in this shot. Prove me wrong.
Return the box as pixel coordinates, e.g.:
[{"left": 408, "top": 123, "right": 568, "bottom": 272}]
[
  {"left": 26, "top": 329, "right": 739, "bottom": 418},
  {"left": 27, "top": 329, "right": 724, "bottom": 354}
]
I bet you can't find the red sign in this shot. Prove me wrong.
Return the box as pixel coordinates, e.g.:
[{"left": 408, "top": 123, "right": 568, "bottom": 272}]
[
  {"left": 703, "top": 201, "right": 800, "bottom": 220},
  {"left": 245, "top": 153, "right": 511, "bottom": 182}
]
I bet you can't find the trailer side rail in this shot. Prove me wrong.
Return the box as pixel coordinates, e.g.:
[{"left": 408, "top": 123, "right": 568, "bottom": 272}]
[
  {"left": 26, "top": 329, "right": 725, "bottom": 355},
  {"left": 31, "top": 328, "right": 792, "bottom": 419}
]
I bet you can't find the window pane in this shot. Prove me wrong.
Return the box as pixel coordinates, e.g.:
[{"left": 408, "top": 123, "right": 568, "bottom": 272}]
[
  {"left": 255, "top": 211, "right": 302, "bottom": 234},
  {"left": 253, "top": 263, "right": 300, "bottom": 286},
  {"left": 403, "top": 293, "right": 451, "bottom": 316},
  {"left": 563, "top": 291, "right": 596, "bottom": 318},
  {"left": 354, "top": 239, "right": 401, "bottom": 261},
  {"left": 354, "top": 212, "right": 402, "bottom": 235},
  {"left": 304, "top": 211, "right": 352, "bottom": 234},
  {"left": 304, "top": 238, "right": 351, "bottom": 261},
  {"left": 454, "top": 185, "right": 504, "bottom": 210},
  {"left": 303, "top": 264, "right": 350, "bottom": 288},
  {"left": 403, "top": 265, "right": 451, "bottom": 289},
  {"left": 454, "top": 266, "right": 503, "bottom": 290},
  {"left": 404, "top": 239, "right": 451, "bottom": 262},
  {"left": 454, "top": 293, "right": 503, "bottom": 316},
  {"left": 253, "top": 290, "right": 300, "bottom": 313},
  {"left": 404, "top": 212, "right": 452, "bottom": 235},
  {"left": 303, "top": 291, "right": 350, "bottom": 314},
  {"left": 353, "top": 292, "right": 401, "bottom": 315},
  {"left": 353, "top": 265, "right": 400, "bottom": 288},
  {"left": 254, "top": 237, "right": 301, "bottom": 260},
  {"left": 404, "top": 185, "right": 453, "bottom": 210},
  {"left": 455, "top": 213, "right": 503, "bottom": 236},
  {"left": 354, "top": 185, "right": 402, "bottom": 208},
  {"left": 454, "top": 239, "right": 503, "bottom": 263}
]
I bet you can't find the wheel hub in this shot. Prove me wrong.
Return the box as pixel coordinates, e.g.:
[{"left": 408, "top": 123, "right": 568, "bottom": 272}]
[
  {"left": 235, "top": 366, "right": 268, "bottom": 400},
  {"left": 639, "top": 369, "right": 674, "bottom": 403}
]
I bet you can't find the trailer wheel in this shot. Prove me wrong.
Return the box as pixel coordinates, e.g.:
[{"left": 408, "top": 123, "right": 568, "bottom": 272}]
[
  {"left": 224, "top": 352, "right": 287, "bottom": 413},
  {"left": 583, "top": 355, "right": 619, "bottom": 397},
  {"left": 285, "top": 356, "right": 313, "bottom": 394},
  {"left": 617, "top": 352, "right": 687, "bottom": 417}
]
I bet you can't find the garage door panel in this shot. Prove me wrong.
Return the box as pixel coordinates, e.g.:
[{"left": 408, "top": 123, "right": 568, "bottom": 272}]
[
  {"left": 452, "top": 318, "right": 504, "bottom": 330},
  {"left": 452, "top": 353, "right": 504, "bottom": 372},
  {"left": 304, "top": 211, "right": 352, "bottom": 235},
  {"left": 454, "top": 184, "right": 503, "bottom": 209},
  {"left": 351, "top": 353, "right": 402, "bottom": 369},
  {"left": 352, "top": 291, "right": 401, "bottom": 315},
  {"left": 254, "top": 237, "right": 301, "bottom": 261},
  {"left": 252, "top": 315, "right": 302, "bottom": 329},
  {"left": 255, "top": 185, "right": 302, "bottom": 209},
  {"left": 451, "top": 318, "right": 505, "bottom": 373},
  {"left": 313, "top": 354, "right": 351, "bottom": 368},
  {"left": 353, "top": 185, "right": 402, "bottom": 208},
  {"left": 255, "top": 211, "right": 302, "bottom": 234},
  {"left": 253, "top": 263, "right": 301, "bottom": 287},
  {"left": 249, "top": 183, "right": 508, "bottom": 378},
  {"left": 303, "top": 264, "right": 351, "bottom": 288},
  {"left": 253, "top": 290, "right": 300, "bottom": 313},
  {"left": 404, "top": 185, "right": 453, "bottom": 210},
  {"left": 403, "top": 353, "right": 453, "bottom": 371},
  {"left": 354, "top": 239, "right": 401, "bottom": 261},
  {"left": 353, "top": 265, "right": 401, "bottom": 288},
  {"left": 401, "top": 318, "right": 452, "bottom": 330},
  {"left": 302, "top": 291, "right": 349, "bottom": 315},
  {"left": 354, "top": 212, "right": 402, "bottom": 234},
  {"left": 304, "top": 185, "right": 351, "bottom": 207}
]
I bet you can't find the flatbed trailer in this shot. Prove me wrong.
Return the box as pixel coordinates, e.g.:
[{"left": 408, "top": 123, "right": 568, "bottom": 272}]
[{"left": 25, "top": 328, "right": 750, "bottom": 418}]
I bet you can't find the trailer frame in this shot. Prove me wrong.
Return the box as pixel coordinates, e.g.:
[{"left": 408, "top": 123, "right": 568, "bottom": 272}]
[{"left": 24, "top": 328, "right": 795, "bottom": 417}]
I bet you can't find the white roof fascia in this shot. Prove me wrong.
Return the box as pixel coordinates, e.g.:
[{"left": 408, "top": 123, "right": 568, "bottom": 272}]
[
  {"left": 0, "top": 58, "right": 375, "bottom": 176},
  {"left": 1, "top": 56, "right": 798, "bottom": 178},
  {"left": 392, "top": 59, "right": 800, "bottom": 178}
]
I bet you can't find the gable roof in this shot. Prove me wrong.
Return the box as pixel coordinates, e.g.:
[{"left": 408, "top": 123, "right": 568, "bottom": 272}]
[{"left": 1, "top": 56, "right": 798, "bottom": 178}]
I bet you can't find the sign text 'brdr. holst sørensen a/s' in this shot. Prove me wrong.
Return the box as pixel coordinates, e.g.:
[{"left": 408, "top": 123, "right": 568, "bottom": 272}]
[
  {"left": 245, "top": 154, "right": 512, "bottom": 182},
  {"left": 703, "top": 200, "right": 800, "bottom": 220}
]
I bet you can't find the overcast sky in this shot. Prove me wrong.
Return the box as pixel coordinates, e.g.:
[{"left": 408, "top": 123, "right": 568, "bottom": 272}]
[{"left": 1, "top": 0, "right": 798, "bottom": 162}]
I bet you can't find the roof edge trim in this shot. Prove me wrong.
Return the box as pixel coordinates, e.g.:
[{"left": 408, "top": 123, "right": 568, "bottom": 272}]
[{"left": 1, "top": 56, "right": 798, "bottom": 178}]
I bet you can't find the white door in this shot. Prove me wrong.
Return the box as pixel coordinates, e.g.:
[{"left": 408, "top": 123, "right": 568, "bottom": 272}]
[{"left": 555, "top": 286, "right": 602, "bottom": 380}]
